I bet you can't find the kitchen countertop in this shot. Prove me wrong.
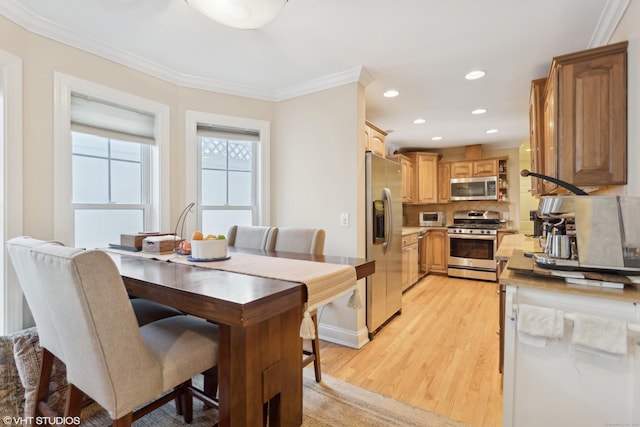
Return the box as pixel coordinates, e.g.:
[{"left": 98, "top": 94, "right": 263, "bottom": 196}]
[
  {"left": 498, "top": 234, "right": 640, "bottom": 304},
  {"left": 402, "top": 226, "right": 447, "bottom": 236},
  {"left": 496, "top": 233, "right": 539, "bottom": 260}
]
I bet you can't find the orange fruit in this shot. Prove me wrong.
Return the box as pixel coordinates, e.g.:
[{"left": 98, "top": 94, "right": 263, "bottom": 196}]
[
  {"left": 179, "top": 240, "right": 191, "bottom": 253},
  {"left": 191, "top": 231, "right": 203, "bottom": 240}
]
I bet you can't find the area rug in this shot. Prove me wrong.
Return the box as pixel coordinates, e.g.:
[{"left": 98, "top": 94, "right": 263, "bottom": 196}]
[{"left": 76, "top": 369, "right": 468, "bottom": 426}]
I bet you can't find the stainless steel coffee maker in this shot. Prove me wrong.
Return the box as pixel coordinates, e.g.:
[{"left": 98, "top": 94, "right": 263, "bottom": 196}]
[
  {"left": 539, "top": 217, "right": 574, "bottom": 260},
  {"left": 534, "top": 196, "right": 640, "bottom": 273}
]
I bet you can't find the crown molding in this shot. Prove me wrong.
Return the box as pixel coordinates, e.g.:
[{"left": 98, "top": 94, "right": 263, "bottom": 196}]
[
  {"left": 589, "top": 0, "right": 631, "bottom": 47},
  {"left": 0, "top": 0, "right": 369, "bottom": 102}
]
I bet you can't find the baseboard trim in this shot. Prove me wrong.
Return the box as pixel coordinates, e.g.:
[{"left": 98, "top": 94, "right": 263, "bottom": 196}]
[{"left": 318, "top": 323, "right": 370, "bottom": 349}]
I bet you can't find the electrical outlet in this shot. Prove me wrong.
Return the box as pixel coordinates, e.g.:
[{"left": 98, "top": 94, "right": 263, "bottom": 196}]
[{"left": 340, "top": 212, "right": 349, "bottom": 227}]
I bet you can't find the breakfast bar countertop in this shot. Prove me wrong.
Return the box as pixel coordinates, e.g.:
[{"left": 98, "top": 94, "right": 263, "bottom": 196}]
[
  {"left": 498, "top": 234, "right": 640, "bottom": 304},
  {"left": 496, "top": 233, "right": 539, "bottom": 261}
]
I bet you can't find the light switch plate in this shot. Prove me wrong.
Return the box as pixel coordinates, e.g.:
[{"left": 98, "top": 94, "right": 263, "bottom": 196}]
[{"left": 340, "top": 212, "right": 349, "bottom": 227}]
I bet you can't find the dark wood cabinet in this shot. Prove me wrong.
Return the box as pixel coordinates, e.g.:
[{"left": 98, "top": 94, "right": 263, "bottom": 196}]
[
  {"left": 532, "top": 41, "right": 628, "bottom": 193},
  {"left": 556, "top": 42, "right": 627, "bottom": 187},
  {"left": 529, "top": 78, "right": 546, "bottom": 196}
]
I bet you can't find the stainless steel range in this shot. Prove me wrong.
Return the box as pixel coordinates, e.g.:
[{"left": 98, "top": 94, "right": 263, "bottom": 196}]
[{"left": 447, "top": 210, "right": 500, "bottom": 281}]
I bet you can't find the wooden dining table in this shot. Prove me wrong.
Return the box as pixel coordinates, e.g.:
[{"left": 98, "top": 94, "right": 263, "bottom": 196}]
[{"left": 106, "top": 247, "right": 374, "bottom": 427}]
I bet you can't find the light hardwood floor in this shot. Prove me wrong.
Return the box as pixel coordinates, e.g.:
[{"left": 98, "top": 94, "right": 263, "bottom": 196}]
[{"left": 312, "top": 274, "right": 503, "bottom": 427}]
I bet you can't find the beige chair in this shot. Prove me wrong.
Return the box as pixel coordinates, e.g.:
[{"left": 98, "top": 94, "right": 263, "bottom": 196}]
[
  {"left": 267, "top": 227, "right": 325, "bottom": 255},
  {"left": 6, "top": 238, "right": 219, "bottom": 426},
  {"left": 6, "top": 237, "right": 183, "bottom": 327},
  {"left": 227, "top": 225, "right": 275, "bottom": 250},
  {"left": 267, "top": 227, "right": 325, "bottom": 382}
]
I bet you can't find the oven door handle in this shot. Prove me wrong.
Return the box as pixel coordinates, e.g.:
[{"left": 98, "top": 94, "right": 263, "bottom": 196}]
[{"left": 447, "top": 233, "right": 497, "bottom": 241}]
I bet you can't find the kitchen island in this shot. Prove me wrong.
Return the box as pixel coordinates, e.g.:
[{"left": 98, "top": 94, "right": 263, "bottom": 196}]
[{"left": 498, "top": 234, "right": 640, "bottom": 427}]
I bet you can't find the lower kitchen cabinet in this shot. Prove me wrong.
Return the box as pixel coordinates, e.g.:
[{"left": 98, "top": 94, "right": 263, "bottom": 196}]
[
  {"left": 427, "top": 228, "right": 448, "bottom": 274},
  {"left": 402, "top": 233, "right": 419, "bottom": 291}
]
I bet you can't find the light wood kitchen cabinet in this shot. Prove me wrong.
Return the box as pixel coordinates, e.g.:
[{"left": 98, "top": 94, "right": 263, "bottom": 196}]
[
  {"left": 535, "top": 41, "right": 628, "bottom": 193},
  {"left": 426, "top": 228, "right": 448, "bottom": 274},
  {"left": 409, "top": 152, "right": 439, "bottom": 204},
  {"left": 450, "top": 160, "right": 473, "bottom": 178},
  {"left": 529, "top": 78, "right": 546, "bottom": 196},
  {"left": 397, "top": 154, "right": 415, "bottom": 203},
  {"left": 365, "top": 120, "right": 387, "bottom": 157},
  {"left": 402, "top": 233, "right": 419, "bottom": 291},
  {"left": 473, "top": 159, "right": 498, "bottom": 177},
  {"left": 437, "top": 162, "right": 450, "bottom": 203},
  {"left": 451, "top": 159, "right": 498, "bottom": 178}
]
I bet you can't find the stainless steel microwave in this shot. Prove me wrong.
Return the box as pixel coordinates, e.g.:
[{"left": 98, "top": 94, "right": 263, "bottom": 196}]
[
  {"left": 419, "top": 211, "right": 446, "bottom": 227},
  {"left": 450, "top": 176, "right": 498, "bottom": 201}
]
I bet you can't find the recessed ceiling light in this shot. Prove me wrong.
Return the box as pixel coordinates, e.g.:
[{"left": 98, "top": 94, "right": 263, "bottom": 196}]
[
  {"left": 485, "top": 129, "right": 498, "bottom": 134},
  {"left": 465, "top": 70, "right": 486, "bottom": 80},
  {"left": 383, "top": 90, "right": 399, "bottom": 98},
  {"left": 472, "top": 108, "right": 487, "bottom": 115},
  {"left": 432, "top": 136, "right": 443, "bottom": 141},
  {"left": 413, "top": 118, "right": 426, "bottom": 124}
]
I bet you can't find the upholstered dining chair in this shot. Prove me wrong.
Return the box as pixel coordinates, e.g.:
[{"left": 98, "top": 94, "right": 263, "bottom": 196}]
[
  {"left": 267, "top": 227, "right": 326, "bottom": 382},
  {"left": 6, "top": 238, "right": 219, "bottom": 426},
  {"left": 227, "top": 225, "right": 275, "bottom": 250},
  {"left": 267, "top": 227, "right": 325, "bottom": 255}
]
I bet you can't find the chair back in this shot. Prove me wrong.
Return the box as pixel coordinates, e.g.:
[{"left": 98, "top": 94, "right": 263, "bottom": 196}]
[
  {"left": 227, "top": 225, "right": 275, "bottom": 250},
  {"left": 21, "top": 243, "right": 161, "bottom": 415},
  {"left": 268, "top": 227, "right": 325, "bottom": 254},
  {"left": 6, "top": 237, "right": 67, "bottom": 360}
]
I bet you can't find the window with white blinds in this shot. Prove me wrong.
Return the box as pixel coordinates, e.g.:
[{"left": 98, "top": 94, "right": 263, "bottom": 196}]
[
  {"left": 197, "top": 125, "right": 259, "bottom": 236},
  {"left": 71, "top": 93, "right": 154, "bottom": 249}
]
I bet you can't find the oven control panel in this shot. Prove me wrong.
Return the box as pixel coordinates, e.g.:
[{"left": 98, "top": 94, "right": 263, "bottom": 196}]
[{"left": 448, "top": 227, "right": 497, "bottom": 235}]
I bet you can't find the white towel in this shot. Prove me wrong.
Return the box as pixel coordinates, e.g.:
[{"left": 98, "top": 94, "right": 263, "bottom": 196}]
[
  {"left": 517, "top": 304, "right": 564, "bottom": 347},
  {"left": 571, "top": 313, "right": 628, "bottom": 356}
]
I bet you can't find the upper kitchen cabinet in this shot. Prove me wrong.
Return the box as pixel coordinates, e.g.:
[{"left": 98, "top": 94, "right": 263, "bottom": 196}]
[
  {"left": 408, "top": 152, "right": 439, "bottom": 204},
  {"left": 365, "top": 120, "right": 387, "bottom": 157},
  {"left": 397, "top": 154, "right": 415, "bottom": 203},
  {"left": 451, "top": 158, "right": 498, "bottom": 178},
  {"left": 534, "top": 41, "right": 628, "bottom": 192},
  {"left": 437, "top": 162, "right": 450, "bottom": 203},
  {"left": 450, "top": 160, "right": 473, "bottom": 178},
  {"left": 473, "top": 159, "right": 498, "bottom": 177},
  {"left": 529, "top": 78, "right": 546, "bottom": 196}
]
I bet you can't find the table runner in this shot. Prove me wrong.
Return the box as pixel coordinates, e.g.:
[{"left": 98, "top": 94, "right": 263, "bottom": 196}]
[{"left": 104, "top": 249, "right": 360, "bottom": 338}]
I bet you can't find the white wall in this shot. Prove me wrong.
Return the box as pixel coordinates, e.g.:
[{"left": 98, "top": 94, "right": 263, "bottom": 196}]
[
  {"left": 0, "top": 15, "right": 369, "bottom": 340},
  {"left": 610, "top": 0, "right": 640, "bottom": 197},
  {"left": 273, "top": 83, "right": 369, "bottom": 347}
]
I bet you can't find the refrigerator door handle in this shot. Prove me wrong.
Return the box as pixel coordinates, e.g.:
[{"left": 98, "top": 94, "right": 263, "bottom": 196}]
[{"left": 383, "top": 187, "right": 393, "bottom": 253}]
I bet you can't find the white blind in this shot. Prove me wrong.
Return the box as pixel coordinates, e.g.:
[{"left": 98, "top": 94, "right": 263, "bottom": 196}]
[
  {"left": 197, "top": 124, "right": 260, "bottom": 141},
  {"left": 70, "top": 93, "right": 155, "bottom": 144}
]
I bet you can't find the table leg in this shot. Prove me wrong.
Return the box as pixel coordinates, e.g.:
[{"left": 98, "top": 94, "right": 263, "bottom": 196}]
[{"left": 218, "top": 305, "right": 303, "bottom": 426}]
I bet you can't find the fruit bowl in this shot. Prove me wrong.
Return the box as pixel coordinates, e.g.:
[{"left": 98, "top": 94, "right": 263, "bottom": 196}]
[{"left": 191, "top": 239, "right": 228, "bottom": 260}]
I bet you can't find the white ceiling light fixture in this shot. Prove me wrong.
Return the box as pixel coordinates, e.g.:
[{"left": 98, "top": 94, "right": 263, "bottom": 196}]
[
  {"left": 485, "top": 129, "right": 498, "bottom": 134},
  {"left": 383, "top": 90, "right": 399, "bottom": 98},
  {"left": 432, "top": 136, "right": 442, "bottom": 141},
  {"left": 186, "top": 0, "right": 288, "bottom": 29},
  {"left": 413, "top": 118, "right": 426, "bottom": 124},
  {"left": 465, "top": 70, "right": 486, "bottom": 80},
  {"left": 472, "top": 108, "right": 487, "bottom": 115}
]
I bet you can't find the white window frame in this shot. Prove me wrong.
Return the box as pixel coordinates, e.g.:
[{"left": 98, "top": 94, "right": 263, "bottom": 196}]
[
  {"left": 53, "top": 72, "right": 171, "bottom": 246},
  {"left": 186, "top": 111, "right": 270, "bottom": 232},
  {"left": 1, "top": 49, "right": 23, "bottom": 334}
]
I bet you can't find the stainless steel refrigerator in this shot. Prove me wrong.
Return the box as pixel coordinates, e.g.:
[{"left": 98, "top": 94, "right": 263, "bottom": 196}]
[{"left": 365, "top": 152, "right": 403, "bottom": 338}]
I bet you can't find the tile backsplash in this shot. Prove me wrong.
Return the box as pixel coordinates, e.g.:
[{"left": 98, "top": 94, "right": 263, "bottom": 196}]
[{"left": 403, "top": 201, "right": 514, "bottom": 228}]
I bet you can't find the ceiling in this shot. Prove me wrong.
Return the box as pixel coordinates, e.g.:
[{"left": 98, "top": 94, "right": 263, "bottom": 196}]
[{"left": 0, "top": 0, "right": 629, "bottom": 150}]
